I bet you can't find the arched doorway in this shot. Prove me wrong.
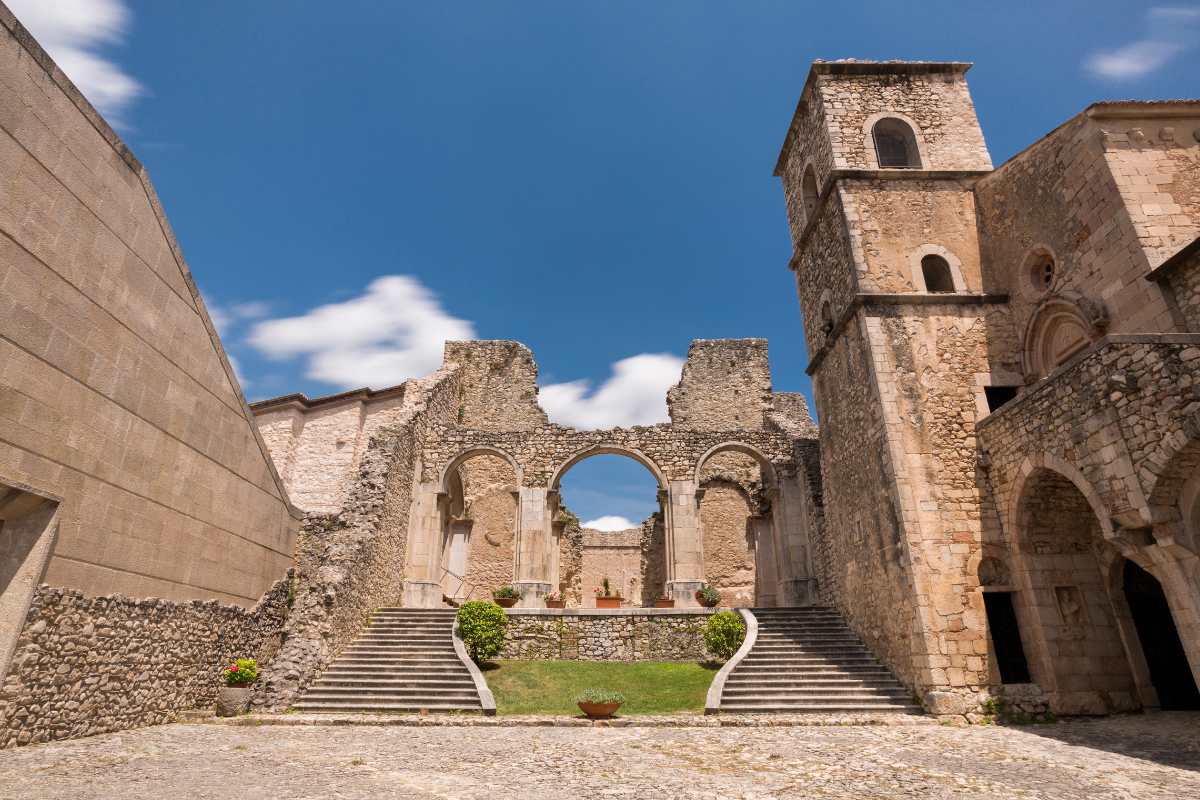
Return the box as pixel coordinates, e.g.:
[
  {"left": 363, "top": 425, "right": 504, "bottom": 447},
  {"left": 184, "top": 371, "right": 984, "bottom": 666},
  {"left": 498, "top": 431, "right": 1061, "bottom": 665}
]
[{"left": 1122, "top": 560, "right": 1200, "bottom": 709}]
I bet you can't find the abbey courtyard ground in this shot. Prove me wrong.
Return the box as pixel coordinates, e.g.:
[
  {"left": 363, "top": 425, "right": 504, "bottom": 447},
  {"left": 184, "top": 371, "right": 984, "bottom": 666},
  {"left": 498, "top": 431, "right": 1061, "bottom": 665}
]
[{"left": 1, "top": 714, "right": 1197, "bottom": 799}]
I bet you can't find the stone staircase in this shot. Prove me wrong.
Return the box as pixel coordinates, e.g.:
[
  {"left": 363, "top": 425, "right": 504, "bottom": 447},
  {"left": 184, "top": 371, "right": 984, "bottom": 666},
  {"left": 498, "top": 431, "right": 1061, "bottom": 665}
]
[
  {"left": 292, "top": 608, "right": 484, "bottom": 713},
  {"left": 719, "top": 607, "right": 922, "bottom": 714}
]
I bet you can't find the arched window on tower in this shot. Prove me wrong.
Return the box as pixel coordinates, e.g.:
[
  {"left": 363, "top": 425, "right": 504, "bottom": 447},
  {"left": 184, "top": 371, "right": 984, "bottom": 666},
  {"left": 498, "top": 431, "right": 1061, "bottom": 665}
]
[
  {"left": 872, "top": 118, "right": 921, "bottom": 168},
  {"left": 921, "top": 255, "right": 955, "bottom": 293},
  {"left": 801, "top": 165, "right": 819, "bottom": 222},
  {"left": 819, "top": 301, "right": 834, "bottom": 335}
]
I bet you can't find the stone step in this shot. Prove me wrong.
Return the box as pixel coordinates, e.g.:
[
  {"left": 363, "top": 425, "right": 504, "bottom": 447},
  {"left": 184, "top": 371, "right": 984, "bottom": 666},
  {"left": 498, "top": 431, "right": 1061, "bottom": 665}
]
[
  {"left": 341, "top": 647, "right": 458, "bottom": 656},
  {"left": 292, "top": 701, "right": 481, "bottom": 713},
  {"left": 719, "top": 703, "right": 923, "bottom": 714},
  {"left": 321, "top": 670, "right": 472, "bottom": 681},
  {"left": 722, "top": 686, "right": 912, "bottom": 698},
  {"left": 725, "top": 677, "right": 903, "bottom": 689},
  {"left": 308, "top": 678, "right": 477, "bottom": 689},
  {"left": 331, "top": 654, "right": 461, "bottom": 664},
  {"left": 301, "top": 687, "right": 481, "bottom": 699}
]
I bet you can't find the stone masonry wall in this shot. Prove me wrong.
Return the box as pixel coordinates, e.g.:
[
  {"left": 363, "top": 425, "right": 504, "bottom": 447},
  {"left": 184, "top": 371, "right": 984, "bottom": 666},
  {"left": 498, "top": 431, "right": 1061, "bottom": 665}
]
[
  {"left": 0, "top": 576, "right": 290, "bottom": 748},
  {"left": 666, "top": 339, "right": 772, "bottom": 431},
  {"left": 499, "top": 611, "right": 712, "bottom": 661},
  {"left": 1165, "top": 254, "right": 1200, "bottom": 332},
  {"left": 791, "top": 188, "right": 859, "bottom": 361},
  {"left": 457, "top": 455, "right": 518, "bottom": 601}
]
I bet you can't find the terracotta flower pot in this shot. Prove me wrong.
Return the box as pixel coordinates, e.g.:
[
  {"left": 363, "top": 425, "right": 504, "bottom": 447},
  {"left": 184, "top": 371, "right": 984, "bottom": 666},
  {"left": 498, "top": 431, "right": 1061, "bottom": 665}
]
[
  {"left": 494, "top": 596, "right": 518, "bottom": 608},
  {"left": 653, "top": 598, "right": 675, "bottom": 608},
  {"left": 545, "top": 599, "right": 565, "bottom": 609},
  {"left": 595, "top": 596, "right": 621, "bottom": 609},
  {"left": 216, "top": 686, "right": 252, "bottom": 717},
  {"left": 577, "top": 700, "right": 622, "bottom": 719},
  {"left": 695, "top": 591, "right": 719, "bottom": 608}
]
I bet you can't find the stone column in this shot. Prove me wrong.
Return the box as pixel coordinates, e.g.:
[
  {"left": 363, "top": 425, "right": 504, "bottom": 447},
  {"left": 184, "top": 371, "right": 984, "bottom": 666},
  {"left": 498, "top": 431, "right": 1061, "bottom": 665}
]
[
  {"left": 665, "top": 480, "right": 704, "bottom": 606},
  {"left": 513, "top": 487, "right": 553, "bottom": 607},
  {"left": 752, "top": 515, "right": 779, "bottom": 607},
  {"left": 772, "top": 479, "right": 817, "bottom": 606},
  {"left": 401, "top": 484, "right": 447, "bottom": 608}
]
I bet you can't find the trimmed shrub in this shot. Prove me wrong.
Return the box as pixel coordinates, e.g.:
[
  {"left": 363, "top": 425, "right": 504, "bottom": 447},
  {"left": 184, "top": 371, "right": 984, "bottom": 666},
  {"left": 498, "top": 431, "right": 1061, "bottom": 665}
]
[
  {"left": 457, "top": 600, "right": 507, "bottom": 663},
  {"left": 704, "top": 611, "right": 745, "bottom": 660}
]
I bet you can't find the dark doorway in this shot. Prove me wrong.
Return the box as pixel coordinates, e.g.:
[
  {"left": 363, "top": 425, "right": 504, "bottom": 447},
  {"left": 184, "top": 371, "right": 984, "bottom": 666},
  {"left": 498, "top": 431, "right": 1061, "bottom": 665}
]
[
  {"left": 983, "top": 592, "right": 1032, "bottom": 683},
  {"left": 1122, "top": 560, "right": 1200, "bottom": 709}
]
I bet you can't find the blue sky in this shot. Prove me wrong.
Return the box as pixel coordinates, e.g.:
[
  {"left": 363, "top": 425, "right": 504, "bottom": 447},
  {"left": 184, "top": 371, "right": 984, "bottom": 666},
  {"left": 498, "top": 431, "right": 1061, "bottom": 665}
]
[{"left": 13, "top": 0, "right": 1198, "bottom": 527}]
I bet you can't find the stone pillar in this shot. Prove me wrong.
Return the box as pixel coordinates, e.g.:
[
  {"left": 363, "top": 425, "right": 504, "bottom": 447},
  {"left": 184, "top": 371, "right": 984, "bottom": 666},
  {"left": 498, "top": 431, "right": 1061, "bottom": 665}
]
[
  {"left": 401, "top": 484, "right": 446, "bottom": 608},
  {"left": 513, "top": 487, "right": 553, "bottom": 607},
  {"left": 666, "top": 480, "right": 704, "bottom": 606},
  {"left": 772, "top": 479, "right": 818, "bottom": 606},
  {"left": 752, "top": 515, "right": 779, "bottom": 607}
]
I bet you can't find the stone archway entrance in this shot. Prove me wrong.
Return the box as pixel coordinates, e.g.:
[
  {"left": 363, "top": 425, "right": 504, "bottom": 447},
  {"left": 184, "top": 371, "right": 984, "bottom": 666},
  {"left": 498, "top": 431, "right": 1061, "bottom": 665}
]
[{"left": 1122, "top": 560, "right": 1200, "bottom": 710}]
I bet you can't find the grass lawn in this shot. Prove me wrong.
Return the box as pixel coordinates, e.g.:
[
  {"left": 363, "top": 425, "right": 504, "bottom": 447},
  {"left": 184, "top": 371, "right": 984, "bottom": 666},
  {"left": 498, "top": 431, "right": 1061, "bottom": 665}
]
[{"left": 483, "top": 660, "right": 718, "bottom": 716}]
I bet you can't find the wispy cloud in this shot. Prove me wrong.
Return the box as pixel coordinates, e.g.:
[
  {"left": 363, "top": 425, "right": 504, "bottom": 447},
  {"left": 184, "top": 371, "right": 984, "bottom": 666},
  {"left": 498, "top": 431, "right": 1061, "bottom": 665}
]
[
  {"left": 205, "top": 296, "right": 271, "bottom": 337},
  {"left": 247, "top": 275, "right": 475, "bottom": 388},
  {"left": 540, "top": 353, "right": 684, "bottom": 429},
  {"left": 582, "top": 515, "right": 638, "bottom": 532},
  {"left": 1084, "top": 6, "right": 1200, "bottom": 80},
  {"left": 8, "top": 0, "right": 142, "bottom": 124}
]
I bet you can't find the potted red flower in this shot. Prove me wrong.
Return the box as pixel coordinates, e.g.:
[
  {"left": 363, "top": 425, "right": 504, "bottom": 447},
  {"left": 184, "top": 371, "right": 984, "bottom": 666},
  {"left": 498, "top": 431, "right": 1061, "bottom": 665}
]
[
  {"left": 217, "top": 658, "right": 257, "bottom": 716},
  {"left": 545, "top": 590, "right": 565, "bottom": 609},
  {"left": 492, "top": 585, "right": 520, "bottom": 608},
  {"left": 594, "top": 577, "right": 621, "bottom": 609},
  {"left": 695, "top": 584, "right": 721, "bottom": 608}
]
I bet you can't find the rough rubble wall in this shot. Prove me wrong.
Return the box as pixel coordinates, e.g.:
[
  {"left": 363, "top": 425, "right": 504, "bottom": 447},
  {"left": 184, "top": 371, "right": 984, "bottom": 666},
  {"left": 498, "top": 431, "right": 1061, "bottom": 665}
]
[
  {"left": 792, "top": 189, "right": 859, "bottom": 360},
  {"left": 811, "top": 317, "right": 923, "bottom": 692},
  {"left": 0, "top": 577, "right": 290, "bottom": 748},
  {"left": 767, "top": 392, "right": 820, "bottom": 439},
  {"left": 1166, "top": 256, "right": 1200, "bottom": 331},
  {"left": 975, "top": 115, "right": 1177, "bottom": 347},
  {"left": 777, "top": 83, "right": 836, "bottom": 242},
  {"left": 556, "top": 513, "right": 584, "bottom": 607},
  {"left": 253, "top": 366, "right": 460, "bottom": 710},
  {"left": 813, "top": 69, "right": 992, "bottom": 171},
  {"left": 0, "top": 10, "right": 297, "bottom": 606},
  {"left": 843, "top": 178, "right": 983, "bottom": 293},
  {"left": 638, "top": 514, "right": 668, "bottom": 606},
  {"left": 458, "top": 455, "right": 517, "bottom": 600},
  {"left": 578, "top": 528, "right": 644, "bottom": 607},
  {"left": 1097, "top": 113, "right": 1200, "bottom": 270},
  {"left": 445, "top": 340, "right": 548, "bottom": 432},
  {"left": 667, "top": 339, "right": 772, "bottom": 431},
  {"left": 499, "top": 612, "right": 711, "bottom": 661},
  {"left": 699, "top": 481, "right": 756, "bottom": 607}
]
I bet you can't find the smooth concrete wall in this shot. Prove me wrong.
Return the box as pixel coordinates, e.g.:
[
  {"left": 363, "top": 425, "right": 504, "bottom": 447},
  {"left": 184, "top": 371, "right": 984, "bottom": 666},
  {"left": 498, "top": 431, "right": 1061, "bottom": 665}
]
[{"left": 0, "top": 8, "right": 298, "bottom": 606}]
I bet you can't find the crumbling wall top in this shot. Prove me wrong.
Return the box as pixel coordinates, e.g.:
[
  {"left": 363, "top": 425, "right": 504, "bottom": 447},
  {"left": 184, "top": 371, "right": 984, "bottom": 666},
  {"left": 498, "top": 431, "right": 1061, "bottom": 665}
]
[
  {"left": 666, "top": 339, "right": 773, "bottom": 432},
  {"left": 444, "top": 340, "right": 548, "bottom": 432}
]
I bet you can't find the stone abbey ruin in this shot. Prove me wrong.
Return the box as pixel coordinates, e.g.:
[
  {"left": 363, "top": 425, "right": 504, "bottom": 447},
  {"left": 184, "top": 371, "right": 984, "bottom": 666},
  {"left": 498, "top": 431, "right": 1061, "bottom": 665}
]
[{"left": 1, "top": 2, "right": 1199, "bottom": 745}]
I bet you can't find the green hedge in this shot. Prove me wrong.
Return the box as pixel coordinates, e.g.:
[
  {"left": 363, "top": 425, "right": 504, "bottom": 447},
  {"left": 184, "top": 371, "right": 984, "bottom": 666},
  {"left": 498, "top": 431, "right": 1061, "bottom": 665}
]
[{"left": 456, "top": 601, "right": 507, "bottom": 663}]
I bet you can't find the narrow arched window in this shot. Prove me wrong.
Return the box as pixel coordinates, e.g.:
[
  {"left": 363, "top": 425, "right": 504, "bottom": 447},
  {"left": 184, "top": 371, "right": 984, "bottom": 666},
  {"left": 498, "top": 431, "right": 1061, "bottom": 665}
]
[
  {"left": 921, "top": 255, "right": 955, "bottom": 293},
  {"left": 872, "top": 118, "right": 921, "bottom": 168},
  {"left": 801, "top": 165, "right": 819, "bottom": 221},
  {"left": 819, "top": 301, "right": 834, "bottom": 334}
]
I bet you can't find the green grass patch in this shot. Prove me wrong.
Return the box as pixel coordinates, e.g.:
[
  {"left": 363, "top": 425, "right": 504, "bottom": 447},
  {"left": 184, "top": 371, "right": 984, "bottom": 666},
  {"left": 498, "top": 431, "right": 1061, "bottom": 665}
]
[{"left": 483, "top": 660, "right": 718, "bottom": 716}]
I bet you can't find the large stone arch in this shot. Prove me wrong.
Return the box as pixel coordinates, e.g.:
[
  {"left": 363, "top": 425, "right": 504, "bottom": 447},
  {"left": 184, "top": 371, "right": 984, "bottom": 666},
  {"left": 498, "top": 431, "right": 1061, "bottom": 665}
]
[
  {"left": 439, "top": 446, "right": 523, "bottom": 493},
  {"left": 549, "top": 444, "right": 667, "bottom": 491}
]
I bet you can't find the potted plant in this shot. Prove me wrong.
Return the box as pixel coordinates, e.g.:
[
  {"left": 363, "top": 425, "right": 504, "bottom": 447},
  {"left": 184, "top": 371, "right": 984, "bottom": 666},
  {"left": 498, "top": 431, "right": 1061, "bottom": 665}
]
[
  {"left": 576, "top": 688, "right": 625, "bottom": 719},
  {"left": 545, "top": 590, "right": 565, "bottom": 609},
  {"left": 695, "top": 583, "right": 721, "bottom": 608},
  {"left": 653, "top": 597, "right": 675, "bottom": 608},
  {"left": 594, "top": 577, "right": 622, "bottom": 609},
  {"left": 217, "top": 658, "right": 257, "bottom": 717},
  {"left": 492, "top": 585, "right": 521, "bottom": 608}
]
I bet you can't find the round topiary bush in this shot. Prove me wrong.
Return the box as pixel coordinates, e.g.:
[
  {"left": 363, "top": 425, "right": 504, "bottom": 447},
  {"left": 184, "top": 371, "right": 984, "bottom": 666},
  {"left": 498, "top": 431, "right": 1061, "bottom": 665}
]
[
  {"left": 456, "top": 600, "right": 508, "bottom": 663},
  {"left": 704, "top": 610, "right": 746, "bottom": 660}
]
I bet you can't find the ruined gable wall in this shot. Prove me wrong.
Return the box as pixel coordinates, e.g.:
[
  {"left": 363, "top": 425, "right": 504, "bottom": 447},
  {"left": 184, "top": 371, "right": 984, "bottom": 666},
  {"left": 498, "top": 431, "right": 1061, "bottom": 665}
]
[
  {"left": 445, "top": 340, "right": 548, "bottom": 431},
  {"left": 0, "top": 11, "right": 295, "bottom": 605},
  {"left": 843, "top": 178, "right": 984, "bottom": 293},
  {"left": 975, "top": 116, "right": 1177, "bottom": 346},
  {"left": 667, "top": 339, "right": 772, "bottom": 431},
  {"left": 815, "top": 71, "right": 992, "bottom": 171}
]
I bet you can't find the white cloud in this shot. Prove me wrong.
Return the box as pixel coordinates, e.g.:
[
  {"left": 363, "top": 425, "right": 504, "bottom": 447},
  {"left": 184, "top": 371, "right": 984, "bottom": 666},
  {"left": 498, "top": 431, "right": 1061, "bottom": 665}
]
[
  {"left": 247, "top": 275, "right": 475, "bottom": 389},
  {"left": 540, "top": 353, "right": 684, "bottom": 429},
  {"left": 204, "top": 296, "right": 270, "bottom": 337},
  {"left": 8, "top": 0, "right": 142, "bottom": 123},
  {"left": 1084, "top": 6, "right": 1200, "bottom": 80},
  {"left": 582, "top": 515, "right": 638, "bottom": 532},
  {"left": 227, "top": 354, "right": 250, "bottom": 389}
]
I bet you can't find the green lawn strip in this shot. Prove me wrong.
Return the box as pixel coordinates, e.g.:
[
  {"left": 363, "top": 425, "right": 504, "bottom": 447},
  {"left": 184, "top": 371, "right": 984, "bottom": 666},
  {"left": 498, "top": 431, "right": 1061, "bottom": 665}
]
[{"left": 482, "top": 660, "right": 718, "bottom": 716}]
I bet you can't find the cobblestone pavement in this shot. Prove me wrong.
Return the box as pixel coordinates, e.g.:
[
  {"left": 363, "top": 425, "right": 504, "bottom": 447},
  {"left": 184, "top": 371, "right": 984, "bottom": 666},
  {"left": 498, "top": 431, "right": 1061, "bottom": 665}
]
[{"left": 1, "top": 713, "right": 1197, "bottom": 799}]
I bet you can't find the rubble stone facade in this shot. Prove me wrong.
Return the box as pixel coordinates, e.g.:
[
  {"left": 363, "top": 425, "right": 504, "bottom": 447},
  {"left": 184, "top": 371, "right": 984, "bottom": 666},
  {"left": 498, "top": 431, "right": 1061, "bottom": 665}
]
[{"left": 775, "top": 59, "right": 1200, "bottom": 716}]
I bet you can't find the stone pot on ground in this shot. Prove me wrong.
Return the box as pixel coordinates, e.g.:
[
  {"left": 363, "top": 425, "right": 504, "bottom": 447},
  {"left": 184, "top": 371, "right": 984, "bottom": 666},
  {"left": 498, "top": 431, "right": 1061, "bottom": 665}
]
[
  {"left": 577, "top": 701, "right": 622, "bottom": 719},
  {"left": 216, "top": 687, "right": 252, "bottom": 717},
  {"left": 596, "top": 596, "right": 622, "bottom": 610}
]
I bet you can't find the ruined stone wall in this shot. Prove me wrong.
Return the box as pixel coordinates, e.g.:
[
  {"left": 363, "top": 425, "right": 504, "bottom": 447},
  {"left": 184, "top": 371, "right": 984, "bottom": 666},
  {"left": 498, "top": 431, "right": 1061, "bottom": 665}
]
[
  {"left": 666, "top": 339, "right": 772, "bottom": 431},
  {"left": 638, "top": 515, "right": 668, "bottom": 606},
  {"left": 975, "top": 115, "right": 1178, "bottom": 345},
  {"left": 499, "top": 611, "right": 711, "bottom": 660},
  {"left": 777, "top": 83, "right": 836, "bottom": 243},
  {"left": 578, "top": 528, "right": 643, "bottom": 607},
  {"left": 1165, "top": 255, "right": 1200, "bottom": 332},
  {"left": 699, "top": 482, "right": 755, "bottom": 607},
  {"left": 458, "top": 455, "right": 517, "bottom": 600},
  {"left": 0, "top": 576, "right": 290, "bottom": 748},
  {"left": 445, "top": 341, "right": 547, "bottom": 432},
  {"left": 812, "top": 67, "right": 992, "bottom": 172},
  {"left": 0, "top": 9, "right": 297, "bottom": 606},
  {"left": 843, "top": 178, "right": 984, "bottom": 293},
  {"left": 767, "top": 393, "right": 819, "bottom": 438},
  {"left": 792, "top": 189, "right": 859, "bottom": 360},
  {"left": 254, "top": 366, "right": 461, "bottom": 709}
]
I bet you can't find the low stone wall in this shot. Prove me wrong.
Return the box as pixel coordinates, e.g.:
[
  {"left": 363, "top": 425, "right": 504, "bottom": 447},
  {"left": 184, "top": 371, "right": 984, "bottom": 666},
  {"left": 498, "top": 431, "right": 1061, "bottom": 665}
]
[
  {"left": 499, "top": 610, "right": 713, "bottom": 661},
  {"left": 0, "top": 577, "right": 291, "bottom": 748}
]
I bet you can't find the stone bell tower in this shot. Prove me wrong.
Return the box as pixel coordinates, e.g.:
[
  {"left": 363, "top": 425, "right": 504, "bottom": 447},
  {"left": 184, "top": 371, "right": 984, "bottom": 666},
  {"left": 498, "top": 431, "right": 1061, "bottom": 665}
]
[{"left": 774, "top": 60, "right": 1011, "bottom": 711}]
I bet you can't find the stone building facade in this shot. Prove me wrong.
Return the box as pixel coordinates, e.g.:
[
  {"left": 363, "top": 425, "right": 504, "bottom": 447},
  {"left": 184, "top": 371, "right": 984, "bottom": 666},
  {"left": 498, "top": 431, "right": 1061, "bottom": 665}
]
[
  {"left": 775, "top": 60, "right": 1200, "bottom": 715},
  {"left": 0, "top": 6, "right": 299, "bottom": 747}
]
